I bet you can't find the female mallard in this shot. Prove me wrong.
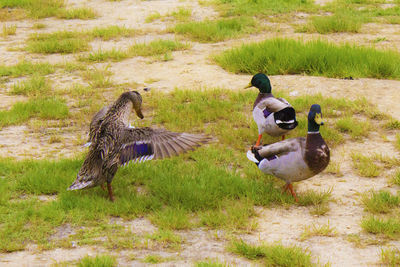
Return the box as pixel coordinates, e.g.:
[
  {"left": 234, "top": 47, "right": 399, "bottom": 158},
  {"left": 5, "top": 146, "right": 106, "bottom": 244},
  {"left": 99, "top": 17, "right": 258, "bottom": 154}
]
[
  {"left": 247, "top": 104, "right": 330, "bottom": 201},
  {"left": 245, "top": 73, "right": 298, "bottom": 146},
  {"left": 68, "top": 91, "right": 208, "bottom": 201}
]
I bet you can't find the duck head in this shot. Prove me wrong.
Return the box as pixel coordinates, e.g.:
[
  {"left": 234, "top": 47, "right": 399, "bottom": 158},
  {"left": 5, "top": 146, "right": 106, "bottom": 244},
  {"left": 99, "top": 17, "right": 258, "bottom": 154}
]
[
  {"left": 308, "top": 104, "right": 324, "bottom": 132},
  {"left": 122, "top": 91, "right": 144, "bottom": 119},
  {"left": 244, "top": 73, "right": 272, "bottom": 94}
]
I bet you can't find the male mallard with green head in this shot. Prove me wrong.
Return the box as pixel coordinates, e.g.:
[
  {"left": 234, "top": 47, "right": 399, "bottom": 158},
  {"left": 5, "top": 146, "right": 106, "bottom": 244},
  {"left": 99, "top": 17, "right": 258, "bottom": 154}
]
[
  {"left": 247, "top": 104, "right": 330, "bottom": 201},
  {"left": 245, "top": 73, "right": 298, "bottom": 146},
  {"left": 68, "top": 91, "right": 208, "bottom": 201}
]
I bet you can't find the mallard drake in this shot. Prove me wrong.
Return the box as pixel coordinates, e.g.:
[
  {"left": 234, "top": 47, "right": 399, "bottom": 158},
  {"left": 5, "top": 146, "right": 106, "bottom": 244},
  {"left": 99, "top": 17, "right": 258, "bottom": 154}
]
[
  {"left": 68, "top": 91, "right": 208, "bottom": 201},
  {"left": 247, "top": 104, "right": 330, "bottom": 201},
  {"left": 245, "top": 73, "right": 298, "bottom": 146}
]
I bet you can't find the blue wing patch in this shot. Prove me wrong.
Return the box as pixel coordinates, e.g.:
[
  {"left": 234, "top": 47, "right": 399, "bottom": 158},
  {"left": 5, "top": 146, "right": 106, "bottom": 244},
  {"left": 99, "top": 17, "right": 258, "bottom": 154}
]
[{"left": 120, "top": 141, "right": 154, "bottom": 166}]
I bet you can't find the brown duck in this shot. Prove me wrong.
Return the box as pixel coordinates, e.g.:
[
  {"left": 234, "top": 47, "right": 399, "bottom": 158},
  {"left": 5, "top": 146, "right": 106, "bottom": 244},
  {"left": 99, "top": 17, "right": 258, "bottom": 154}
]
[
  {"left": 247, "top": 104, "right": 330, "bottom": 201},
  {"left": 68, "top": 91, "right": 208, "bottom": 201}
]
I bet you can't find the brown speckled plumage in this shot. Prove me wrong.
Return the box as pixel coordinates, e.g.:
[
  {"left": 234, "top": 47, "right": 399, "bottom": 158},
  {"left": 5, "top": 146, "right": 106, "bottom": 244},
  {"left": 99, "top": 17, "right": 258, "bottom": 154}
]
[{"left": 68, "top": 91, "right": 208, "bottom": 201}]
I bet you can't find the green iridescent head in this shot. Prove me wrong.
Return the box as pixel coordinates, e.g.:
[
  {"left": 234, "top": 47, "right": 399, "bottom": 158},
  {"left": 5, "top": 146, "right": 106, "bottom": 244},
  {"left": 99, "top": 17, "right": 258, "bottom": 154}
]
[
  {"left": 245, "top": 73, "right": 272, "bottom": 94},
  {"left": 308, "top": 104, "right": 324, "bottom": 132}
]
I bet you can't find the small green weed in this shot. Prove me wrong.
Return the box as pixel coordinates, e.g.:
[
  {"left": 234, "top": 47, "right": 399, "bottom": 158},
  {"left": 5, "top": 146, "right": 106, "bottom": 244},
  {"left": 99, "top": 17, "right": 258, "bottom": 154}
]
[
  {"left": 90, "top": 25, "right": 136, "bottom": 40},
  {"left": 78, "top": 49, "right": 128, "bottom": 62},
  {"left": 149, "top": 207, "right": 191, "bottom": 230},
  {"left": 298, "top": 189, "right": 332, "bottom": 206},
  {"left": 299, "top": 222, "right": 337, "bottom": 241},
  {"left": 195, "top": 260, "right": 230, "bottom": 267},
  {"left": 27, "top": 31, "right": 89, "bottom": 54},
  {"left": 392, "top": 169, "right": 400, "bottom": 186}
]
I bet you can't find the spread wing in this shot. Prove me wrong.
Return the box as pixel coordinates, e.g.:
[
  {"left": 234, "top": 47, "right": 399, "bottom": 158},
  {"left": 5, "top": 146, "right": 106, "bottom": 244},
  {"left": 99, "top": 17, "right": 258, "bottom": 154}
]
[
  {"left": 257, "top": 137, "right": 305, "bottom": 158},
  {"left": 118, "top": 127, "right": 209, "bottom": 165}
]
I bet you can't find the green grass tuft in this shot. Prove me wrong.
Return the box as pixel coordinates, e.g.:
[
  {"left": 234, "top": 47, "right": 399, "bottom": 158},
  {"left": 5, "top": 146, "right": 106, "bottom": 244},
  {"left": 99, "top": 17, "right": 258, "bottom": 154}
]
[
  {"left": 229, "top": 240, "right": 315, "bottom": 266},
  {"left": 381, "top": 248, "right": 400, "bottom": 266},
  {"left": 57, "top": 7, "right": 97, "bottom": 19},
  {"left": 173, "top": 17, "right": 257, "bottom": 43},
  {"left": 0, "top": 61, "right": 54, "bottom": 77},
  {"left": 128, "top": 39, "right": 190, "bottom": 57},
  {"left": 393, "top": 169, "right": 400, "bottom": 186},
  {"left": 212, "top": 0, "right": 315, "bottom": 17},
  {"left": 215, "top": 38, "right": 400, "bottom": 79},
  {"left": 351, "top": 153, "right": 382, "bottom": 178},
  {"left": 298, "top": 11, "right": 365, "bottom": 34},
  {"left": 335, "top": 117, "right": 371, "bottom": 141},
  {"left": 27, "top": 31, "right": 89, "bottom": 54},
  {"left": 195, "top": 260, "right": 230, "bottom": 267},
  {"left": 361, "top": 216, "right": 400, "bottom": 238},
  {"left": 78, "top": 254, "right": 116, "bottom": 267},
  {"left": 362, "top": 190, "right": 400, "bottom": 214},
  {"left": 78, "top": 49, "right": 128, "bottom": 62},
  {"left": 0, "top": 0, "right": 65, "bottom": 19},
  {"left": 10, "top": 75, "right": 51, "bottom": 96},
  {"left": 90, "top": 25, "right": 136, "bottom": 40}
]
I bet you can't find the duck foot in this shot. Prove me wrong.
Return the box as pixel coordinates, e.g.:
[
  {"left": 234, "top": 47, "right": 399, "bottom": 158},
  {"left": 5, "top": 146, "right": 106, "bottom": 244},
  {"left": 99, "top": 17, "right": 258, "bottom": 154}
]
[
  {"left": 283, "top": 183, "right": 298, "bottom": 202},
  {"left": 282, "top": 135, "right": 285, "bottom": 141},
  {"left": 107, "top": 182, "right": 115, "bottom": 202},
  {"left": 100, "top": 184, "right": 106, "bottom": 191}
]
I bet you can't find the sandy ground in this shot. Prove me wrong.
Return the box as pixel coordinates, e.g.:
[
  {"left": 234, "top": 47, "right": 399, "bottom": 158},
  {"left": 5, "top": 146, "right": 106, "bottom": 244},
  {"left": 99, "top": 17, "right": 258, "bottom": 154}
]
[{"left": 0, "top": 0, "right": 400, "bottom": 266}]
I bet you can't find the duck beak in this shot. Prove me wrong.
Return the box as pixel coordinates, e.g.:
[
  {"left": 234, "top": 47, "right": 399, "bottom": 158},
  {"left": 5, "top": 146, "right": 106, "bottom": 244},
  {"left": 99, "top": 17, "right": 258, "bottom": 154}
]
[
  {"left": 315, "top": 113, "right": 324, "bottom": 125},
  {"left": 244, "top": 82, "right": 253, "bottom": 89},
  {"left": 135, "top": 108, "right": 144, "bottom": 119}
]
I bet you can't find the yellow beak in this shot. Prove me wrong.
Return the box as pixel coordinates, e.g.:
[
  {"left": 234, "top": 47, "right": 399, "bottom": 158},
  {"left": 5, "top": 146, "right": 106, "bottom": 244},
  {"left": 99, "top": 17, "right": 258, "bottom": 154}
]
[
  {"left": 244, "top": 82, "right": 253, "bottom": 89},
  {"left": 314, "top": 113, "right": 324, "bottom": 125}
]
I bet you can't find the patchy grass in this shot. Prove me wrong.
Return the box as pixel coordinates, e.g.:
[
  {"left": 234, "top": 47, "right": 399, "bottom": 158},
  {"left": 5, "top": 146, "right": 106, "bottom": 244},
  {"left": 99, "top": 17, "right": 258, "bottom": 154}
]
[
  {"left": 57, "top": 7, "right": 97, "bottom": 20},
  {"left": 89, "top": 25, "right": 136, "bottom": 40},
  {"left": 362, "top": 190, "right": 400, "bottom": 214},
  {"left": 0, "top": 88, "right": 391, "bottom": 252},
  {"left": 82, "top": 66, "right": 114, "bottom": 88},
  {"left": 128, "top": 39, "right": 191, "bottom": 57},
  {"left": 0, "top": 61, "right": 54, "bottom": 77},
  {"left": 392, "top": 169, "right": 400, "bottom": 186},
  {"left": 195, "top": 260, "right": 230, "bottom": 267},
  {"left": 325, "top": 161, "right": 343, "bottom": 177},
  {"left": 145, "top": 7, "right": 192, "bottom": 23},
  {"left": 0, "top": 0, "right": 64, "bottom": 19},
  {"left": 298, "top": 10, "right": 365, "bottom": 34},
  {"left": 297, "top": 189, "right": 332, "bottom": 207},
  {"left": 27, "top": 31, "right": 90, "bottom": 54},
  {"left": 211, "top": 0, "right": 316, "bottom": 17},
  {"left": 299, "top": 222, "right": 337, "bottom": 241},
  {"left": 395, "top": 134, "right": 400, "bottom": 151},
  {"left": 385, "top": 120, "right": 400, "bottom": 130},
  {"left": 32, "top": 23, "right": 46, "bottom": 29},
  {"left": 173, "top": 17, "right": 257, "bottom": 43},
  {"left": 361, "top": 216, "right": 400, "bottom": 239},
  {"left": 78, "top": 49, "right": 128, "bottom": 62},
  {"left": 215, "top": 38, "right": 400, "bottom": 79},
  {"left": 78, "top": 254, "right": 116, "bottom": 267},
  {"left": 0, "top": 97, "right": 69, "bottom": 128},
  {"left": 381, "top": 248, "right": 400, "bottom": 266},
  {"left": 351, "top": 153, "right": 382, "bottom": 178},
  {"left": 2, "top": 24, "right": 16, "bottom": 37},
  {"left": 10, "top": 75, "right": 51, "bottom": 96},
  {"left": 229, "top": 240, "right": 315, "bottom": 267},
  {"left": 335, "top": 117, "right": 371, "bottom": 141}
]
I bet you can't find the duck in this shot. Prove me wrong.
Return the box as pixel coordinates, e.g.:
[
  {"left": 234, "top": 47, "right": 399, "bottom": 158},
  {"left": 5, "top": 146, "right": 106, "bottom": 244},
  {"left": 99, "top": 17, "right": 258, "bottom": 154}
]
[
  {"left": 68, "top": 91, "right": 208, "bottom": 201},
  {"left": 247, "top": 104, "right": 330, "bottom": 201},
  {"left": 245, "top": 73, "right": 298, "bottom": 146}
]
